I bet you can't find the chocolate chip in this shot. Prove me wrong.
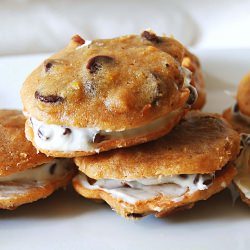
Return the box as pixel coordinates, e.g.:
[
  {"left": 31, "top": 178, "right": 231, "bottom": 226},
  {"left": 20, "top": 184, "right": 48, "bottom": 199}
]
[
  {"left": 121, "top": 182, "right": 131, "bottom": 188},
  {"left": 44, "top": 62, "right": 53, "bottom": 72},
  {"left": 38, "top": 128, "right": 50, "bottom": 140},
  {"left": 141, "top": 31, "right": 161, "bottom": 43},
  {"left": 86, "top": 55, "right": 114, "bottom": 73},
  {"left": 203, "top": 178, "right": 213, "bottom": 186},
  {"left": 35, "top": 91, "right": 64, "bottom": 103},
  {"left": 179, "top": 174, "right": 188, "bottom": 179},
  {"left": 93, "top": 133, "right": 109, "bottom": 143},
  {"left": 43, "top": 59, "right": 66, "bottom": 73},
  {"left": 127, "top": 213, "right": 144, "bottom": 218},
  {"left": 63, "top": 128, "right": 72, "bottom": 135},
  {"left": 233, "top": 103, "right": 239, "bottom": 114},
  {"left": 186, "top": 86, "right": 198, "bottom": 106},
  {"left": 87, "top": 176, "right": 97, "bottom": 185},
  {"left": 49, "top": 163, "right": 57, "bottom": 175},
  {"left": 193, "top": 174, "right": 200, "bottom": 184}
]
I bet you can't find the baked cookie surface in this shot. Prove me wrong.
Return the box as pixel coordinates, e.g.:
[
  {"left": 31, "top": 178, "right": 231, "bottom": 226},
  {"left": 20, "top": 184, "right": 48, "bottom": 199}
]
[
  {"left": 75, "top": 111, "right": 240, "bottom": 180},
  {"left": 21, "top": 31, "right": 204, "bottom": 157},
  {"left": 21, "top": 32, "right": 190, "bottom": 129},
  {"left": 0, "top": 110, "right": 75, "bottom": 209},
  {"left": 73, "top": 111, "right": 239, "bottom": 218},
  {"left": 0, "top": 110, "right": 51, "bottom": 176}
]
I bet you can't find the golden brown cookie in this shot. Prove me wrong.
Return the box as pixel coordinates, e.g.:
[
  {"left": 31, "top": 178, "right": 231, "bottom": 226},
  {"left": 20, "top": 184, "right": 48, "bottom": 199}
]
[
  {"left": 21, "top": 31, "right": 203, "bottom": 157},
  {"left": 0, "top": 110, "right": 75, "bottom": 209},
  {"left": 73, "top": 164, "right": 235, "bottom": 218},
  {"left": 223, "top": 73, "right": 250, "bottom": 206},
  {"left": 73, "top": 111, "right": 240, "bottom": 218},
  {"left": 0, "top": 110, "right": 51, "bottom": 176},
  {"left": 75, "top": 112, "right": 240, "bottom": 179},
  {"left": 0, "top": 159, "right": 75, "bottom": 210}
]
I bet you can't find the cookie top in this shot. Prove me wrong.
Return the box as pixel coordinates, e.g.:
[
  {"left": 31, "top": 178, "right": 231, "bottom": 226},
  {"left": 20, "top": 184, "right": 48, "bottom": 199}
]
[
  {"left": 237, "top": 72, "right": 250, "bottom": 116},
  {"left": 0, "top": 110, "right": 52, "bottom": 176},
  {"left": 75, "top": 111, "right": 240, "bottom": 179},
  {"left": 21, "top": 31, "right": 192, "bottom": 130}
]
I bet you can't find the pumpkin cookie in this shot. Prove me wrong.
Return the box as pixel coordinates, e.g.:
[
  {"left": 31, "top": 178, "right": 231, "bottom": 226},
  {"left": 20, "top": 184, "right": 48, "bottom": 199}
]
[
  {"left": 73, "top": 111, "right": 239, "bottom": 218},
  {"left": 21, "top": 31, "right": 203, "bottom": 157},
  {"left": 0, "top": 110, "right": 75, "bottom": 209}
]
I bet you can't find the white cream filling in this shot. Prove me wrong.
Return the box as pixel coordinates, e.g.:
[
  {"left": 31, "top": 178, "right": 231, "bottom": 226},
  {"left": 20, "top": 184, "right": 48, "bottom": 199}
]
[
  {"left": 234, "top": 134, "right": 250, "bottom": 199},
  {"left": 0, "top": 159, "right": 72, "bottom": 199},
  {"left": 29, "top": 107, "right": 183, "bottom": 153},
  {"left": 0, "top": 159, "right": 70, "bottom": 183},
  {"left": 75, "top": 172, "right": 214, "bottom": 205}
]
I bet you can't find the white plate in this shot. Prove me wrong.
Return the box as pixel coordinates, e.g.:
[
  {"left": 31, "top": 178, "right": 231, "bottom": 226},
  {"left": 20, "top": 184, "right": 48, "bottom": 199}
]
[{"left": 0, "top": 49, "right": 250, "bottom": 250}]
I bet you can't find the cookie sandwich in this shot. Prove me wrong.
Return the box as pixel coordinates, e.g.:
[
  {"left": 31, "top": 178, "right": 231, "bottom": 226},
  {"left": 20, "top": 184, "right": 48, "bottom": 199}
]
[
  {"left": 73, "top": 112, "right": 240, "bottom": 218},
  {"left": 223, "top": 73, "right": 250, "bottom": 205},
  {"left": 0, "top": 110, "right": 75, "bottom": 209},
  {"left": 21, "top": 31, "right": 202, "bottom": 158}
]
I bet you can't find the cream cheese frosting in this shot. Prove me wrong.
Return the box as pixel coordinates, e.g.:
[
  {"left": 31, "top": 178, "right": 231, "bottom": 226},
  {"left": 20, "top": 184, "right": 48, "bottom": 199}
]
[
  {"left": 75, "top": 172, "right": 214, "bottom": 204},
  {"left": 29, "top": 107, "right": 184, "bottom": 153},
  {"left": 0, "top": 159, "right": 70, "bottom": 183},
  {"left": 0, "top": 159, "right": 72, "bottom": 199}
]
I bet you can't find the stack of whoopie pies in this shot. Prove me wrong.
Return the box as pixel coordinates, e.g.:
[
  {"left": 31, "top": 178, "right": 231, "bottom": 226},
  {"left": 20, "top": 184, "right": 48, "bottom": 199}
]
[{"left": 18, "top": 30, "right": 241, "bottom": 218}]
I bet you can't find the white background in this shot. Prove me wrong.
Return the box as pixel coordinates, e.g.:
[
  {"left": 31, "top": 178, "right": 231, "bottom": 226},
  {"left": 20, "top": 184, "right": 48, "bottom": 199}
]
[{"left": 1, "top": 0, "right": 250, "bottom": 56}]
